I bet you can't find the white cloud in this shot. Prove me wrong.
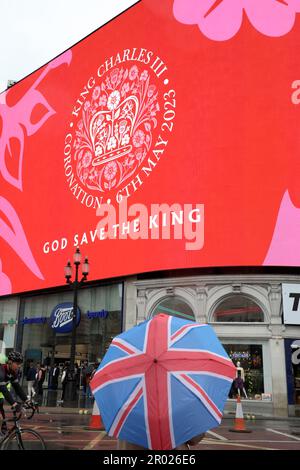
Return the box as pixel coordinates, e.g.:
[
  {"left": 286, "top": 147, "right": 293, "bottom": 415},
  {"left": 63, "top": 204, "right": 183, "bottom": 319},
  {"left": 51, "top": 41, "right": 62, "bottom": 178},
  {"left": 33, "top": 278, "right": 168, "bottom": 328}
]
[{"left": 0, "top": 0, "right": 137, "bottom": 92}]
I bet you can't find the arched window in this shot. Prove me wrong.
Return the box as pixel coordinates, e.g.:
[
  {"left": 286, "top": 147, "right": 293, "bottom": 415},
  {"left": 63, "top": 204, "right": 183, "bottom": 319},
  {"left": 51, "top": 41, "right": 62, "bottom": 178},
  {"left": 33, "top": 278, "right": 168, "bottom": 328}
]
[
  {"left": 213, "top": 295, "right": 264, "bottom": 322},
  {"left": 152, "top": 297, "right": 195, "bottom": 321}
]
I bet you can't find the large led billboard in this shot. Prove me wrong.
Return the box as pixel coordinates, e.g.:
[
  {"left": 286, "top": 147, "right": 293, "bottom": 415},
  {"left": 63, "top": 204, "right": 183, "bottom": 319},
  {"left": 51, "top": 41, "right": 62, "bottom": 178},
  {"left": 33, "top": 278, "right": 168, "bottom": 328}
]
[{"left": 1, "top": 0, "right": 300, "bottom": 295}]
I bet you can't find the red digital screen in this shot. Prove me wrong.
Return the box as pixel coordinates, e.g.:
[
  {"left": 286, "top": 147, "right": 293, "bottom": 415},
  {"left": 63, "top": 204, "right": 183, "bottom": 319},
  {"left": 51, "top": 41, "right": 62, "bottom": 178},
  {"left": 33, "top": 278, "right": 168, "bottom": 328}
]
[{"left": 1, "top": 0, "right": 300, "bottom": 295}]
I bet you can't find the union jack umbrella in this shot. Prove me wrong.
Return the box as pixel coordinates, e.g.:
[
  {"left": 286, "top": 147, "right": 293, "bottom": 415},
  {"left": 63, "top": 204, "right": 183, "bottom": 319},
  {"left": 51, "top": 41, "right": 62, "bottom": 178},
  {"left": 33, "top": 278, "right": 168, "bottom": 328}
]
[{"left": 90, "top": 313, "right": 236, "bottom": 450}]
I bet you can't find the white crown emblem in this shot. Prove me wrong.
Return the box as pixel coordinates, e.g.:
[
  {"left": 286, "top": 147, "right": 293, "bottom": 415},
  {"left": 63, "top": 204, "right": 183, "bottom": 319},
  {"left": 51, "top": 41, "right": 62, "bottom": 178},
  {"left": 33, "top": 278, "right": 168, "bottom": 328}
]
[
  {"left": 72, "top": 65, "right": 160, "bottom": 194},
  {"left": 89, "top": 93, "right": 139, "bottom": 167}
]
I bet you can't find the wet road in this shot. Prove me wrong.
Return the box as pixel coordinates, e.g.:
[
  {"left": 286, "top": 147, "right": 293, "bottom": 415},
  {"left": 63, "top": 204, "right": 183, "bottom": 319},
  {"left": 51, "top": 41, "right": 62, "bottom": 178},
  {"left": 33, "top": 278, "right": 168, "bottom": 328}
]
[{"left": 4, "top": 410, "right": 299, "bottom": 451}]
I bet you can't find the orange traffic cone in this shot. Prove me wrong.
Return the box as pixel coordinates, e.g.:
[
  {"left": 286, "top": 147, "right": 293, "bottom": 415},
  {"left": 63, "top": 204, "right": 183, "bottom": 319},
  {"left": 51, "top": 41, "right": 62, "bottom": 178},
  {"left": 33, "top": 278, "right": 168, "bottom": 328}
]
[
  {"left": 88, "top": 401, "right": 104, "bottom": 430},
  {"left": 229, "top": 395, "right": 252, "bottom": 433}
]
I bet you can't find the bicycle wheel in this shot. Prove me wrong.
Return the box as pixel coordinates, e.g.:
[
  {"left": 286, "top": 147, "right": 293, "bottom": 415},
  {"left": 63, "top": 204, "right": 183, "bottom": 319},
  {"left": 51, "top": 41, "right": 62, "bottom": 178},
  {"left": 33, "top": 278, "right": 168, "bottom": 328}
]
[{"left": 1, "top": 429, "right": 46, "bottom": 450}]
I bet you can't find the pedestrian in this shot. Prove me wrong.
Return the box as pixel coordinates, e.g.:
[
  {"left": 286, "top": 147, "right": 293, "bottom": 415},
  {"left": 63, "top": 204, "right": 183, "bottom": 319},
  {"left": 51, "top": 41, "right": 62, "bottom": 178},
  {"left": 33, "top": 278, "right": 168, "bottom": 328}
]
[
  {"left": 0, "top": 382, "right": 11, "bottom": 434},
  {"left": 0, "top": 351, "right": 35, "bottom": 435},
  {"left": 49, "top": 363, "right": 59, "bottom": 390},
  {"left": 85, "top": 363, "right": 95, "bottom": 398},
  {"left": 88, "top": 364, "right": 98, "bottom": 400},
  {"left": 81, "top": 360, "right": 88, "bottom": 395},
  {"left": 35, "top": 362, "right": 46, "bottom": 402},
  {"left": 74, "top": 363, "right": 79, "bottom": 388},
  {"left": 26, "top": 361, "right": 36, "bottom": 399},
  {"left": 61, "top": 362, "right": 70, "bottom": 403}
]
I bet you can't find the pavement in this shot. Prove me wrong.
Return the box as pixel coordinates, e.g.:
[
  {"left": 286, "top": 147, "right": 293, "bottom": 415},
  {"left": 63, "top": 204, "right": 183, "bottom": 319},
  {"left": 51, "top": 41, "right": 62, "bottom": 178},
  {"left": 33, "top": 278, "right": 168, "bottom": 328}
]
[
  {"left": 36, "top": 406, "right": 300, "bottom": 420},
  {"left": 2, "top": 400, "right": 300, "bottom": 451},
  {"left": 3, "top": 410, "right": 300, "bottom": 451}
]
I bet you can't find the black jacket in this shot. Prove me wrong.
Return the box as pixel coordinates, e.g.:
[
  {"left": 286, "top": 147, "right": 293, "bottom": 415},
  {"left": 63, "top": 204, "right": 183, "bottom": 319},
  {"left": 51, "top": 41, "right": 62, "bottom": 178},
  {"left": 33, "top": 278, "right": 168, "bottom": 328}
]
[
  {"left": 0, "top": 364, "right": 28, "bottom": 405},
  {"left": 26, "top": 367, "right": 36, "bottom": 381}
]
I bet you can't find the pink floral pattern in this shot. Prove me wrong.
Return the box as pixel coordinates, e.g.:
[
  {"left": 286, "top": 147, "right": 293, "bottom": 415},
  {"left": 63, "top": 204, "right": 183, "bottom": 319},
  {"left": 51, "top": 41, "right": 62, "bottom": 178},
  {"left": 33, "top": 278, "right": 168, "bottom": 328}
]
[
  {"left": 173, "top": 0, "right": 300, "bottom": 41},
  {"left": 103, "top": 162, "right": 118, "bottom": 190},
  {"left": 0, "top": 259, "right": 11, "bottom": 295},
  {"left": 74, "top": 65, "right": 160, "bottom": 193},
  {"left": 0, "top": 50, "right": 72, "bottom": 293},
  {"left": 133, "top": 129, "right": 145, "bottom": 147},
  {"left": 264, "top": 191, "right": 300, "bottom": 265}
]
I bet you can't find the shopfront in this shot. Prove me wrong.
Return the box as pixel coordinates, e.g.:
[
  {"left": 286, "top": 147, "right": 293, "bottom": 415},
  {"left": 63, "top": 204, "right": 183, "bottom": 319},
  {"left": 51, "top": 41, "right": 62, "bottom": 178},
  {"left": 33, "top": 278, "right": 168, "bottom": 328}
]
[
  {"left": 211, "top": 295, "right": 269, "bottom": 403},
  {"left": 223, "top": 344, "right": 264, "bottom": 400},
  {"left": 133, "top": 272, "right": 292, "bottom": 416},
  {"left": 145, "top": 289, "right": 268, "bottom": 401},
  {"left": 16, "top": 283, "right": 123, "bottom": 369}
]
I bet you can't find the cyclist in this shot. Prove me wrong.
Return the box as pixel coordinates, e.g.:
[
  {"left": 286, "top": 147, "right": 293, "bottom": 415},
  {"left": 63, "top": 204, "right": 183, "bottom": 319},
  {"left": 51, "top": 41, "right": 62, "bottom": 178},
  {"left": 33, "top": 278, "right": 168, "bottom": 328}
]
[
  {"left": 0, "top": 381, "right": 11, "bottom": 434},
  {"left": 0, "top": 351, "right": 34, "bottom": 433}
]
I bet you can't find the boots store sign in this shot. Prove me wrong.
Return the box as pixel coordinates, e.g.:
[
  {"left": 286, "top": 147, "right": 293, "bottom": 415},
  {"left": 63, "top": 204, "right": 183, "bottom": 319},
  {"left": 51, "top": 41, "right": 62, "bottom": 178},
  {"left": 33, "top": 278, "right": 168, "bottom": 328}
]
[
  {"left": 49, "top": 303, "right": 108, "bottom": 333},
  {"left": 50, "top": 303, "right": 81, "bottom": 334},
  {"left": 282, "top": 284, "right": 300, "bottom": 326},
  {"left": 2, "top": 1, "right": 300, "bottom": 296}
]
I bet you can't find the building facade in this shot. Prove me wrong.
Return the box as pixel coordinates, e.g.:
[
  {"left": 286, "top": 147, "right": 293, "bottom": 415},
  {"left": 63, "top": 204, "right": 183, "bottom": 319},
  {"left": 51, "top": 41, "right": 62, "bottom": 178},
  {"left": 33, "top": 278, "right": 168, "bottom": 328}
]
[
  {"left": 1, "top": 271, "right": 300, "bottom": 416},
  {"left": 0, "top": 281, "right": 123, "bottom": 394},
  {"left": 123, "top": 272, "right": 300, "bottom": 417}
]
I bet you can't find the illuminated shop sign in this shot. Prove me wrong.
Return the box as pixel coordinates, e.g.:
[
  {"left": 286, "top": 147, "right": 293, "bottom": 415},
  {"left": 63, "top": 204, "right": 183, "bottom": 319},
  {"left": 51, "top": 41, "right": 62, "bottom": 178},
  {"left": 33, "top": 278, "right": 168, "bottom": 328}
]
[
  {"left": 21, "top": 317, "right": 47, "bottom": 325},
  {"left": 50, "top": 302, "right": 81, "bottom": 333},
  {"left": 86, "top": 309, "right": 108, "bottom": 319},
  {"left": 282, "top": 284, "right": 300, "bottom": 326}
]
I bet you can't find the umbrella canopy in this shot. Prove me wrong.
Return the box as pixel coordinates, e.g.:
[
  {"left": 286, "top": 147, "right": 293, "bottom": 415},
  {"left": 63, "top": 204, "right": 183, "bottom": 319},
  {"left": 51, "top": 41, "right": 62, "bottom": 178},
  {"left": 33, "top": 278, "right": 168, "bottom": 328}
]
[{"left": 90, "top": 313, "right": 236, "bottom": 450}]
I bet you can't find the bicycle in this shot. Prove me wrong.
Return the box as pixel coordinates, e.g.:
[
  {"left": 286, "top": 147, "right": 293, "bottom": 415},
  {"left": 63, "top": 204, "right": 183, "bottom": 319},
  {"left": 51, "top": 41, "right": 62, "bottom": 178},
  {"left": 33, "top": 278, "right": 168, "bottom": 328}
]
[{"left": 0, "top": 403, "right": 46, "bottom": 450}]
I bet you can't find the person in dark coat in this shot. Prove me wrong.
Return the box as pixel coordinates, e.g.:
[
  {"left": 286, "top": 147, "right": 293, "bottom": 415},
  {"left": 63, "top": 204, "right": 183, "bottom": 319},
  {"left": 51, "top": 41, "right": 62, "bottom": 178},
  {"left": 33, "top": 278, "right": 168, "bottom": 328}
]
[
  {"left": 81, "top": 361, "right": 88, "bottom": 395},
  {"left": 26, "top": 361, "right": 36, "bottom": 399},
  {"left": 49, "top": 363, "right": 59, "bottom": 390},
  {"left": 61, "top": 362, "right": 70, "bottom": 403},
  {"left": 35, "top": 363, "right": 46, "bottom": 401}
]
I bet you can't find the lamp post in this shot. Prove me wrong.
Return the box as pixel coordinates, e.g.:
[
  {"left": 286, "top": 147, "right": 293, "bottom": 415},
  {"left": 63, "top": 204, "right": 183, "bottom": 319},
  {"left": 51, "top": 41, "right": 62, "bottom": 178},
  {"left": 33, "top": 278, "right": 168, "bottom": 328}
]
[{"left": 64, "top": 248, "right": 89, "bottom": 402}]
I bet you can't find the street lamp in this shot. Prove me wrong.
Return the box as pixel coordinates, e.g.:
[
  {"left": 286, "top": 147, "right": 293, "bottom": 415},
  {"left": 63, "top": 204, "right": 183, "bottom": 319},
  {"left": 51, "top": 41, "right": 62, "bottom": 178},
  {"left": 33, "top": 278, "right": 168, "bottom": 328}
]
[{"left": 63, "top": 247, "right": 89, "bottom": 402}]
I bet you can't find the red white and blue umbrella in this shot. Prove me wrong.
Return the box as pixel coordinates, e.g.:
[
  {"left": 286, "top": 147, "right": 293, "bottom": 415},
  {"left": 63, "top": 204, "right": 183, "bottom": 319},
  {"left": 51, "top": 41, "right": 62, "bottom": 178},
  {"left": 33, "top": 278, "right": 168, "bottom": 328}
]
[{"left": 90, "top": 313, "right": 236, "bottom": 450}]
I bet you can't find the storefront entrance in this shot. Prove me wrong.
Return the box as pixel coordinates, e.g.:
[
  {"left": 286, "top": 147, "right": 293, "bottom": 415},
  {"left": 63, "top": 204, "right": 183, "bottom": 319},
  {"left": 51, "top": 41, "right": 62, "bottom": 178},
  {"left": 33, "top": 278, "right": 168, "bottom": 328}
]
[{"left": 17, "top": 283, "right": 123, "bottom": 407}]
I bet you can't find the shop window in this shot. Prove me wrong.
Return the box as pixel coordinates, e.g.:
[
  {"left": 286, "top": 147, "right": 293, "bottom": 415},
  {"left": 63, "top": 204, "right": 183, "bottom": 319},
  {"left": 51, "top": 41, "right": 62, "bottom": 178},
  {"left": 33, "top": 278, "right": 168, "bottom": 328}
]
[
  {"left": 224, "top": 344, "right": 264, "bottom": 400},
  {"left": 0, "top": 298, "right": 18, "bottom": 350},
  {"left": 152, "top": 297, "right": 195, "bottom": 321},
  {"left": 20, "top": 284, "right": 122, "bottom": 369},
  {"left": 213, "top": 295, "right": 264, "bottom": 322}
]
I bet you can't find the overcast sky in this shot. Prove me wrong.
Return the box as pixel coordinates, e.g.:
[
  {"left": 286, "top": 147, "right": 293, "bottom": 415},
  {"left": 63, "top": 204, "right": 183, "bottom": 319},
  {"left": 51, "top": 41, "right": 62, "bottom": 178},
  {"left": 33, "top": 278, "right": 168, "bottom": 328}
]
[{"left": 0, "top": 0, "right": 138, "bottom": 93}]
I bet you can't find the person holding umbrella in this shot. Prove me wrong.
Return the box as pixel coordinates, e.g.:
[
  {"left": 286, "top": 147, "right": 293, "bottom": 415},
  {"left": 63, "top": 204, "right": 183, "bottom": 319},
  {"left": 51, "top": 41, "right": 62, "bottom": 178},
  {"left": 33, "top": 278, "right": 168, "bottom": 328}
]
[{"left": 90, "top": 313, "right": 235, "bottom": 450}]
